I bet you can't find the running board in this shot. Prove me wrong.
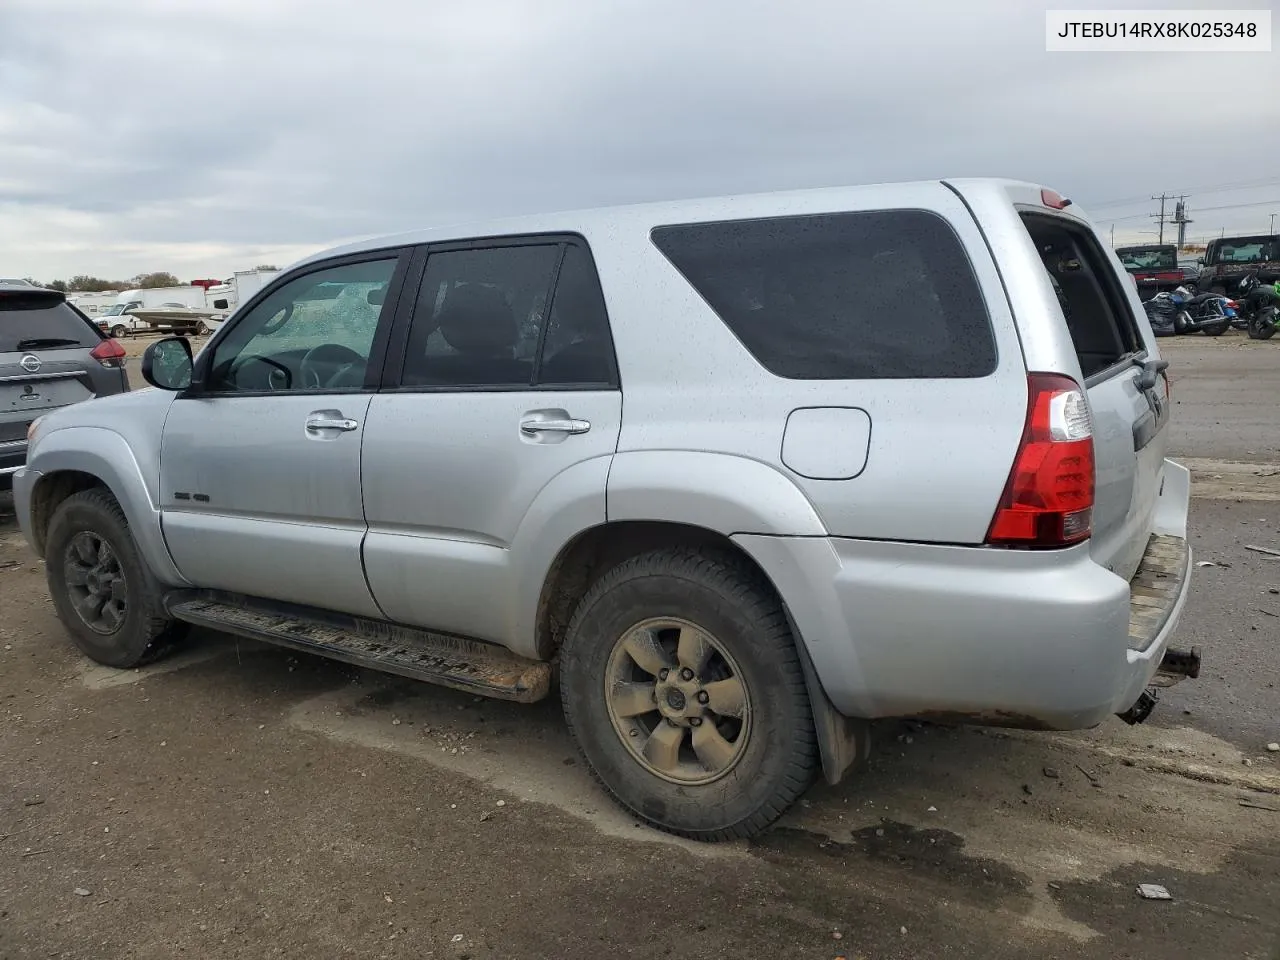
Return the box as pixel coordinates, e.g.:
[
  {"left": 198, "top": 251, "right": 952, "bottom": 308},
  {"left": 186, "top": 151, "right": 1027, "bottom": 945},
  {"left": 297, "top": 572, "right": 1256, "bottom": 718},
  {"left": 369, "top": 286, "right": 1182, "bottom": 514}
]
[{"left": 164, "top": 592, "right": 551, "bottom": 703}]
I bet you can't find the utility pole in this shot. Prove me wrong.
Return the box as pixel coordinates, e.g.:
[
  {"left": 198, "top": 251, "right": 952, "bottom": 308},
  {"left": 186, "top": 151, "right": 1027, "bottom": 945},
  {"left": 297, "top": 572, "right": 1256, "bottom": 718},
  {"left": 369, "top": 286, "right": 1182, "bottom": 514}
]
[
  {"left": 1151, "top": 193, "right": 1170, "bottom": 245},
  {"left": 1172, "top": 196, "right": 1191, "bottom": 249},
  {"left": 1271, "top": 212, "right": 1277, "bottom": 234},
  {"left": 1110, "top": 224, "right": 1115, "bottom": 247}
]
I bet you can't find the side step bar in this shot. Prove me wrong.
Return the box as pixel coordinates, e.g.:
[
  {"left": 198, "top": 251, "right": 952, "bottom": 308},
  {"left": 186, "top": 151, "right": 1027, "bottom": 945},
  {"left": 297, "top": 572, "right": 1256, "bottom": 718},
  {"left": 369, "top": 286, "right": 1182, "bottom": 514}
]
[{"left": 164, "top": 591, "right": 552, "bottom": 703}]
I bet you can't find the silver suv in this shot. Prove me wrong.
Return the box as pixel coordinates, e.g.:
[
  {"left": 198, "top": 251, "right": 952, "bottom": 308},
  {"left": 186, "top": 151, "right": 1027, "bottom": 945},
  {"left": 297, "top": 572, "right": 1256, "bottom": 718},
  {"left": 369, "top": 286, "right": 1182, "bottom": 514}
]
[
  {"left": 1, "top": 284, "right": 130, "bottom": 490},
  {"left": 11, "top": 180, "right": 1196, "bottom": 840}
]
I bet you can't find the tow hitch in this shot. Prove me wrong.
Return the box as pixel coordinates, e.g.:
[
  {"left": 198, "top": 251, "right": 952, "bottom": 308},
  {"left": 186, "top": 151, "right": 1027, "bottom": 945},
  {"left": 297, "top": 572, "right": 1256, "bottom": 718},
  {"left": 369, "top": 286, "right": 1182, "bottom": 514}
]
[{"left": 1117, "top": 646, "right": 1202, "bottom": 726}]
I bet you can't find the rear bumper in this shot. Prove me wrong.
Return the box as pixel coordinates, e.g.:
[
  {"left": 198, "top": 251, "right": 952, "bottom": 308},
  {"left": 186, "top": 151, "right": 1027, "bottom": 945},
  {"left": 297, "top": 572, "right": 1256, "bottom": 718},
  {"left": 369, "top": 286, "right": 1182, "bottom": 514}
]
[
  {"left": 735, "top": 459, "right": 1194, "bottom": 730},
  {"left": 0, "top": 440, "right": 26, "bottom": 488}
]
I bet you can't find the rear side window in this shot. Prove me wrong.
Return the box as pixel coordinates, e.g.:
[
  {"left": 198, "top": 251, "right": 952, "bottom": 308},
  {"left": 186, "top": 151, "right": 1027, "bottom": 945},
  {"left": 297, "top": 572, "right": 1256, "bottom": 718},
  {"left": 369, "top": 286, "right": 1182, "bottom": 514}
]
[
  {"left": 399, "top": 240, "right": 617, "bottom": 389},
  {"left": 650, "top": 211, "right": 997, "bottom": 380},
  {"left": 0, "top": 292, "right": 101, "bottom": 352}
]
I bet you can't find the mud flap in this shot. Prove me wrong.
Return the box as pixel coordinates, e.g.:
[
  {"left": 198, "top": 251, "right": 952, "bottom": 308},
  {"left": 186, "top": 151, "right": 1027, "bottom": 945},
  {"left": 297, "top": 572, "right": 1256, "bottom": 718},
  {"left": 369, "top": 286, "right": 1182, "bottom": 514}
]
[{"left": 785, "top": 607, "right": 871, "bottom": 785}]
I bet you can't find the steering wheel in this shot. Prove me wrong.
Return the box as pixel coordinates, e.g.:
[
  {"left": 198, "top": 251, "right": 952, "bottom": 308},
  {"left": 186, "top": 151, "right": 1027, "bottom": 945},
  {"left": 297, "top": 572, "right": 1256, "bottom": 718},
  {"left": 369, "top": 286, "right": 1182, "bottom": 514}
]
[
  {"left": 228, "top": 354, "right": 292, "bottom": 391},
  {"left": 299, "top": 343, "right": 366, "bottom": 390}
]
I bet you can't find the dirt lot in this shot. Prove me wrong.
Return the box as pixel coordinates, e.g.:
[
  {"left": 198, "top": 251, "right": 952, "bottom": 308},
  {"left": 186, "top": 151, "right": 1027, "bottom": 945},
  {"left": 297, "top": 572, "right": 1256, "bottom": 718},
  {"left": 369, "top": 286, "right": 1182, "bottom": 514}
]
[{"left": 2, "top": 333, "right": 1279, "bottom": 959}]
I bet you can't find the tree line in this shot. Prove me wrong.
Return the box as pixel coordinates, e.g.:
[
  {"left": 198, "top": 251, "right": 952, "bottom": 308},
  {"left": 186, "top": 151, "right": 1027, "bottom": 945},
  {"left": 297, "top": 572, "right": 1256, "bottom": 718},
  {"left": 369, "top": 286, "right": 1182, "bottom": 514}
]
[{"left": 19, "top": 266, "right": 279, "bottom": 293}]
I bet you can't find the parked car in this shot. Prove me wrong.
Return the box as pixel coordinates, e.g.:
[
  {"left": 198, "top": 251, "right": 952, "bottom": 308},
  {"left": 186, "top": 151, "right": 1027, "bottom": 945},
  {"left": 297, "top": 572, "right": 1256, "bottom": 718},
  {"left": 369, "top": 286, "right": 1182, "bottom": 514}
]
[
  {"left": 1115, "top": 243, "right": 1185, "bottom": 296},
  {"left": 10, "top": 180, "right": 1196, "bottom": 840},
  {"left": 1, "top": 284, "right": 129, "bottom": 490},
  {"left": 1198, "top": 234, "right": 1280, "bottom": 293}
]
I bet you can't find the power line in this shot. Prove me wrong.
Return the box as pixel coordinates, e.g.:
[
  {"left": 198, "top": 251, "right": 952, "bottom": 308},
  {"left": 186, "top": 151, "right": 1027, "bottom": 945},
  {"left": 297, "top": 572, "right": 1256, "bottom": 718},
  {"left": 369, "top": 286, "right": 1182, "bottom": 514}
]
[
  {"left": 1087, "top": 176, "right": 1280, "bottom": 210},
  {"left": 1094, "top": 197, "right": 1280, "bottom": 223}
]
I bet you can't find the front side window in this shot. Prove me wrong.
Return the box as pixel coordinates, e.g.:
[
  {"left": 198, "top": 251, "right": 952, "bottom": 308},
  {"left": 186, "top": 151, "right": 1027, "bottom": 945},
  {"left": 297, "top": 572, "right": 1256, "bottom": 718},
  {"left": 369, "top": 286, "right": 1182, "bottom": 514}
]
[{"left": 205, "top": 257, "right": 397, "bottom": 393}]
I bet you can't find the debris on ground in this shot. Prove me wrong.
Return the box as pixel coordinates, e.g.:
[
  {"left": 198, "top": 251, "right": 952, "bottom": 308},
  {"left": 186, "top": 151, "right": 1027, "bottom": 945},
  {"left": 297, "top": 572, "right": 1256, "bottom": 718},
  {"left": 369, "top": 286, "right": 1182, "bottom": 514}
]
[
  {"left": 1239, "top": 801, "right": 1280, "bottom": 812},
  {"left": 73, "top": 888, "right": 91, "bottom": 897},
  {"left": 22, "top": 797, "right": 43, "bottom": 806},
  {"left": 1042, "top": 766, "right": 1060, "bottom": 779},
  {"left": 1244, "top": 544, "right": 1280, "bottom": 558},
  {"left": 1196, "top": 560, "right": 1218, "bottom": 568},
  {"left": 1267, "top": 743, "right": 1279, "bottom": 753},
  {"left": 1136, "top": 884, "right": 1172, "bottom": 901}
]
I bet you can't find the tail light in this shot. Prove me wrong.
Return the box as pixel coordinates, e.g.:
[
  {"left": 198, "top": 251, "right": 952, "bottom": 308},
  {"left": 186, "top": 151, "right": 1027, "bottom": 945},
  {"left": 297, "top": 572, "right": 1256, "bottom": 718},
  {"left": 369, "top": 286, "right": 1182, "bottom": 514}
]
[
  {"left": 90, "top": 338, "right": 127, "bottom": 369},
  {"left": 986, "top": 373, "right": 1095, "bottom": 548}
]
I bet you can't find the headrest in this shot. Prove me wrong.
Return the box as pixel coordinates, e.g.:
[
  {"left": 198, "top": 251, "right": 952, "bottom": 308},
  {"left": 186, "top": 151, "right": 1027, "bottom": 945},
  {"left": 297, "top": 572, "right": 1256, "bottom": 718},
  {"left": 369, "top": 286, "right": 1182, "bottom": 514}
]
[{"left": 436, "top": 284, "right": 516, "bottom": 356}]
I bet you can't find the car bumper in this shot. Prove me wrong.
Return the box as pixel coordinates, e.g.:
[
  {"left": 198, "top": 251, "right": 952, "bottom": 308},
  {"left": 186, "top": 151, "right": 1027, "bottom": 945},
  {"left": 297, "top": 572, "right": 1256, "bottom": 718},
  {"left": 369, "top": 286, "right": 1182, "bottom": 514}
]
[
  {"left": 0, "top": 440, "right": 27, "bottom": 489},
  {"left": 735, "top": 459, "right": 1193, "bottom": 730}
]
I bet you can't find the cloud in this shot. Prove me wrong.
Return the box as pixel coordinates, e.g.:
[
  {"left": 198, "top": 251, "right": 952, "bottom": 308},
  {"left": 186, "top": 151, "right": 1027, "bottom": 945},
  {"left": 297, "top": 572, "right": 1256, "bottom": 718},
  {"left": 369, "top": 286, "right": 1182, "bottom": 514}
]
[{"left": 1, "top": 0, "right": 1276, "bottom": 279}]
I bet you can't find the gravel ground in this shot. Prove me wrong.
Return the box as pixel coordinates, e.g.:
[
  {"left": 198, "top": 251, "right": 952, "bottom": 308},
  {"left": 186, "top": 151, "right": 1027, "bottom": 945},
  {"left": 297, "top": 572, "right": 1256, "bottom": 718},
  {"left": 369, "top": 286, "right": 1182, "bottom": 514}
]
[{"left": 1, "top": 332, "right": 1277, "bottom": 959}]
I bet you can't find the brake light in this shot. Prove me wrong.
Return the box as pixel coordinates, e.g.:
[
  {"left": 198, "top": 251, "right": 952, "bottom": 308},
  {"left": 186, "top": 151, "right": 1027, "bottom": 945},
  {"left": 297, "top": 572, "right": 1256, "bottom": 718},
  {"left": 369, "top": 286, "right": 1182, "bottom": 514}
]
[
  {"left": 90, "top": 338, "right": 126, "bottom": 369},
  {"left": 986, "top": 373, "right": 1095, "bottom": 548},
  {"left": 1040, "top": 188, "right": 1072, "bottom": 210}
]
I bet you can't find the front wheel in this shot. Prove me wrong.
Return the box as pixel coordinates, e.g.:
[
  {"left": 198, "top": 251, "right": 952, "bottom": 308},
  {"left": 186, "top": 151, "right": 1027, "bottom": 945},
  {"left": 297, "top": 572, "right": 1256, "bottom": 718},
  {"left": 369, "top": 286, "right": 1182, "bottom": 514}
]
[
  {"left": 110, "top": 324, "right": 127, "bottom": 339},
  {"left": 44, "top": 489, "right": 187, "bottom": 668},
  {"left": 559, "top": 548, "right": 818, "bottom": 841},
  {"left": 196, "top": 321, "right": 211, "bottom": 336}
]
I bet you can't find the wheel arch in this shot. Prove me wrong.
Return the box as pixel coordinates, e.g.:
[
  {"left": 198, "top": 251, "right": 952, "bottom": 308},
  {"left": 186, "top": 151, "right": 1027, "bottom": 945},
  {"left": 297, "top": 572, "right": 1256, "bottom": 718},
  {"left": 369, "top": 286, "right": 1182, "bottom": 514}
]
[
  {"left": 25, "top": 428, "right": 189, "bottom": 586},
  {"left": 533, "top": 518, "right": 867, "bottom": 786}
]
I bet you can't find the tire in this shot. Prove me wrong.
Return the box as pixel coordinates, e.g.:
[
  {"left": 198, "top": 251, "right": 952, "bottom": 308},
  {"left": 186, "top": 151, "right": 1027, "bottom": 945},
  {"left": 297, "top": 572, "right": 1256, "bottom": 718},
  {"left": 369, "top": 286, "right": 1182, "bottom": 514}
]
[
  {"left": 197, "top": 322, "right": 210, "bottom": 336},
  {"left": 1248, "top": 311, "right": 1278, "bottom": 340},
  {"left": 1173, "top": 311, "right": 1190, "bottom": 334},
  {"left": 110, "top": 324, "right": 127, "bottom": 339},
  {"left": 559, "top": 548, "right": 818, "bottom": 841},
  {"left": 44, "top": 488, "right": 187, "bottom": 668},
  {"left": 1203, "top": 319, "right": 1230, "bottom": 336}
]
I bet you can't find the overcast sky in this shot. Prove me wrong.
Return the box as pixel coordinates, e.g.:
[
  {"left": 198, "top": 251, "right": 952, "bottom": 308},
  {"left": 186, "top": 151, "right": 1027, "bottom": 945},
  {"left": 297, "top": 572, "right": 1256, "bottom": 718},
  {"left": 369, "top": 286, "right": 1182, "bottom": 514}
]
[{"left": 2, "top": 0, "right": 1277, "bottom": 282}]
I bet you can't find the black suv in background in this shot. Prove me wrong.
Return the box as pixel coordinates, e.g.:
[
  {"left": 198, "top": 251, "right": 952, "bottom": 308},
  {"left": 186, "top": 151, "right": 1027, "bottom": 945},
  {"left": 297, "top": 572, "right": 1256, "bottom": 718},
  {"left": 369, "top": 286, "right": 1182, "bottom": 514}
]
[
  {"left": 1198, "top": 234, "right": 1280, "bottom": 294},
  {"left": 1, "top": 284, "right": 130, "bottom": 489}
]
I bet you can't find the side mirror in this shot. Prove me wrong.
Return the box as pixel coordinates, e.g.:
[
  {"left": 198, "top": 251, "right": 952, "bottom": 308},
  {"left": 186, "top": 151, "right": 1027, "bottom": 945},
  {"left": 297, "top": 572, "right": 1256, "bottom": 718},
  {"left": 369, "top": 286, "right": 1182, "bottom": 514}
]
[
  {"left": 366, "top": 286, "right": 386, "bottom": 306},
  {"left": 141, "top": 336, "right": 193, "bottom": 391},
  {"left": 1195, "top": 258, "right": 1204, "bottom": 266},
  {"left": 212, "top": 298, "right": 229, "bottom": 310}
]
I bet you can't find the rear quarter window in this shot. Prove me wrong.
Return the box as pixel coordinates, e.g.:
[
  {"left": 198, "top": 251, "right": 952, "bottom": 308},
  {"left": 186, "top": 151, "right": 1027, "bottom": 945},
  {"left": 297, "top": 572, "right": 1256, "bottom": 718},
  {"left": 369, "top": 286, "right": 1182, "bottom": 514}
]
[
  {"left": 1, "top": 295, "right": 102, "bottom": 352},
  {"left": 650, "top": 210, "right": 997, "bottom": 380}
]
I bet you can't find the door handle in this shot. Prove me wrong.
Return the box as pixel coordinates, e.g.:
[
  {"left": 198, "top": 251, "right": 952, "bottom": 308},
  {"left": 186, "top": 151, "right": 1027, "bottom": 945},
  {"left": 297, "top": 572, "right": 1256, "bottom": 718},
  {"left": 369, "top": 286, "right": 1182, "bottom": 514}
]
[
  {"left": 520, "top": 417, "right": 591, "bottom": 436},
  {"left": 306, "top": 415, "right": 359, "bottom": 432}
]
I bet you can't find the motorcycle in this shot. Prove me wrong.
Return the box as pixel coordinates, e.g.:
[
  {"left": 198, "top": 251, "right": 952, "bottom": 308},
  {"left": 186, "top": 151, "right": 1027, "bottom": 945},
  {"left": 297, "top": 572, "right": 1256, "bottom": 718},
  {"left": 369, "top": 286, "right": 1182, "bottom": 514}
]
[
  {"left": 1233, "top": 272, "right": 1280, "bottom": 340},
  {"left": 1143, "top": 286, "right": 1233, "bottom": 336}
]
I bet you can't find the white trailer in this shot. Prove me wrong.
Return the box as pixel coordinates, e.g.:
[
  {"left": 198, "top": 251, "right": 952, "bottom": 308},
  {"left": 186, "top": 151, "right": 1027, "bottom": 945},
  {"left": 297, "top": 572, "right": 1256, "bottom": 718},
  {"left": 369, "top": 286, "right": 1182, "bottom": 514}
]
[{"left": 204, "top": 269, "right": 281, "bottom": 335}]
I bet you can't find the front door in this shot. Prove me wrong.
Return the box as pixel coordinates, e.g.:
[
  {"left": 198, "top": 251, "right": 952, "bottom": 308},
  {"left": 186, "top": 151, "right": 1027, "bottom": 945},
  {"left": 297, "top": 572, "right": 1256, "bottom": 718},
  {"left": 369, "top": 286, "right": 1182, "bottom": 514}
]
[
  {"left": 361, "top": 239, "right": 622, "bottom": 648},
  {"left": 159, "top": 252, "right": 408, "bottom": 617}
]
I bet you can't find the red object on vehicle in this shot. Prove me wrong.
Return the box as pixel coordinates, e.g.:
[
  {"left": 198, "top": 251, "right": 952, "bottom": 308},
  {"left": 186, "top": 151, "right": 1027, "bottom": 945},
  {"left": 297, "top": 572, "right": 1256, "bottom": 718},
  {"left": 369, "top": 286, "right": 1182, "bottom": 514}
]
[
  {"left": 188, "top": 279, "right": 222, "bottom": 289},
  {"left": 1040, "top": 188, "right": 1072, "bottom": 210},
  {"left": 986, "top": 373, "right": 1095, "bottom": 548},
  {"left": 89, "top": 337, "right": 127, "bottom": 369}
]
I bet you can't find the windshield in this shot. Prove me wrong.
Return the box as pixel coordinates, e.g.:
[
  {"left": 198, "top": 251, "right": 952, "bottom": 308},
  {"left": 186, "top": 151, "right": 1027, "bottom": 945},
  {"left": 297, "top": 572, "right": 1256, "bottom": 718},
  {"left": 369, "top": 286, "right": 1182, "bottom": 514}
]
[
  {"left": 1116, "top": 246, "right": 1176, "bottom": 270},
  {"left": 102, "top": 303, "right": 128, "bottom": 316},
  {"left": 1206, "top": 236, "right": 1280, "bottom": 265}
]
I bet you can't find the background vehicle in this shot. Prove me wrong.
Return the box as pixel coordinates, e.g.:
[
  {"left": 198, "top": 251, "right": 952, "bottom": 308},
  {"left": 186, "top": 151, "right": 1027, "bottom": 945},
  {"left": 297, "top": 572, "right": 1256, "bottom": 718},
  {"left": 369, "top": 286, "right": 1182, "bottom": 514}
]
[
  {"left": 1234, "top": 272, "right": 1280, "bottom": 340},
  {"left": 0, "top": 283, "right": 128, "bottom": 489},
  {"left": 1116, "top": 243, "right": 1186, "bottom": 296},
  {"left": 1144, "top": 286, "right": 1233, "bottom": 337},
  {"left": 96, "top": 286, "right": 212, "bottom": 337},
  {"left": 10, "top": 180, "right": 1195, "bottom": 841},
  {"left": 1198, "top": 234, "right": 1280, "bottom": 294}
]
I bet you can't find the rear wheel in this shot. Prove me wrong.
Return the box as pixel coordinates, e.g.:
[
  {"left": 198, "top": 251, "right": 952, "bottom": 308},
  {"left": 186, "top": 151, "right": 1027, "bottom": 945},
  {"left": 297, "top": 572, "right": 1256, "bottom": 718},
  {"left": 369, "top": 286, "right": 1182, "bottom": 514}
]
[
  {"left": 1173, "top": 311, "right": 1191, "bottom": 334},
  {"left": 1203, "top": 319, "right": 1230, "bottom": 336},
  {"left": 1248, "top": 309, "right": 1278, "bottom": 340},
  {"left": 559, "top": 548, "right": 818, "bottom": 841},
  {"left": 44, "top": 489, "right": 187, "bottom": 668}
]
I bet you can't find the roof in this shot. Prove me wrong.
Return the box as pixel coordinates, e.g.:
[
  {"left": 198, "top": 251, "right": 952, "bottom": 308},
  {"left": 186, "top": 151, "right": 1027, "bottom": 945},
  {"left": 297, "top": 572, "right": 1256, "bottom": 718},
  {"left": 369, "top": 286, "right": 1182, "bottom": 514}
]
[{"left": 293, "top": 177, "right": 1051, "bottom": 271}]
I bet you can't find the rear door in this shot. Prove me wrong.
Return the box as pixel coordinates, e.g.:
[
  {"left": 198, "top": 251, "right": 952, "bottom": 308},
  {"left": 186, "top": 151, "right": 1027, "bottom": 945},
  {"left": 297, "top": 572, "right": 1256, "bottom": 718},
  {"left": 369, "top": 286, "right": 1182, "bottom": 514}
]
[
  {"left": 360, "top": 236, "right": 622, "bottom": 647},
  {"left": 1016, "top": 210, "right": 1168, "bottom": 580}
]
